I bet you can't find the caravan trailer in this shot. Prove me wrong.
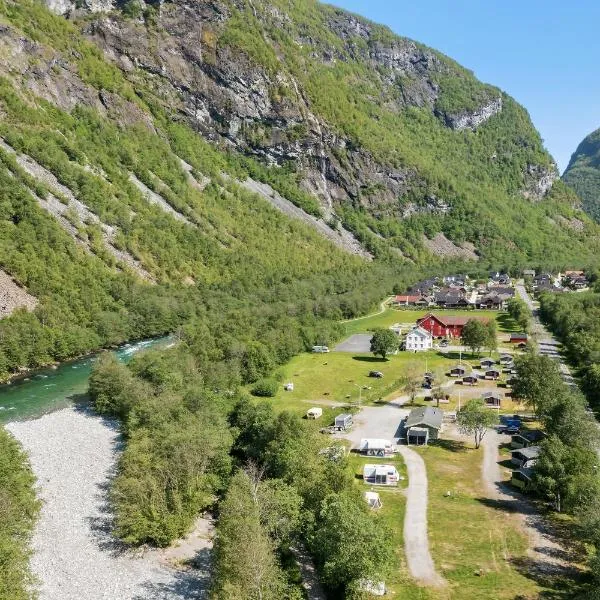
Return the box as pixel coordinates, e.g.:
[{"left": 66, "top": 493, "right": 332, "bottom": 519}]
[
  {"left": 334, "top": 413, "right": 353, "bottom": 431},
  {"left": 359, "top": 438, "right": 394, "bottom": 457},
  {"left": 363, "top": 464, "right": 399, "bottom": 486}
]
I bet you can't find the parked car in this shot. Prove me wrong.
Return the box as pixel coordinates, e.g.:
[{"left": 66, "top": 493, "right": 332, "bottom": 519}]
[
  {"left": 369, "top": 371, "right": 384, "bottom": 378},
  {"left": 439, "top": 339, "right": 449, "bottom": 347}
]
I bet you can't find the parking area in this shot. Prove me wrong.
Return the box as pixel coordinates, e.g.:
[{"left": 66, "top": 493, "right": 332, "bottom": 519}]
[{"left": 334, "top": 333, "right": 373, "bottom": 353}]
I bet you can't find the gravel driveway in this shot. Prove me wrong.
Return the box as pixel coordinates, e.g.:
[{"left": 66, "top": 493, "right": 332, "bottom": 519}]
[
  {"left": 7, "top": 407, "right": 210, "bottom": 600},
  {"left": 482, "top": 429, "right": 574, "bottom": 575}
]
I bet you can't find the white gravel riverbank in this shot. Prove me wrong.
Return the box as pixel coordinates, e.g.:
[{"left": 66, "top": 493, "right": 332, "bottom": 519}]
[{"left": 6, "top": 406, "right": 210, "bottom": 600}]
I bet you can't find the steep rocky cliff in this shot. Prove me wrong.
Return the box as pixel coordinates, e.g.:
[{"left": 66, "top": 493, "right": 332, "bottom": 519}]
[
  {"left": 563, "top": 127, "right": 600, "bottom": 221},
  {"left": 3, "top": 0, "right": 598, "bottom": 267}
]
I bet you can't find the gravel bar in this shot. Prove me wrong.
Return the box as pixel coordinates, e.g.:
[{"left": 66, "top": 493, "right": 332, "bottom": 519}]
[{"left": 6, "top": 406, "right": 209, "bottom": 600}]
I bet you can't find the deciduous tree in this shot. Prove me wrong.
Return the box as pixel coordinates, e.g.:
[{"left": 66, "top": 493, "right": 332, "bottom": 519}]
[
  {"left": 457, "top": 398, "right": 497, "bottom": 449},
  {"left": 370, "top": 328, "right": 398, "bottom": 360}
]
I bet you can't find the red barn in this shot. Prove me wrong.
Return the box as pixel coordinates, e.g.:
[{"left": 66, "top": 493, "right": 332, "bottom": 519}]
[{"left": 416, "top": 313, "right": 489, "bottom": 339}]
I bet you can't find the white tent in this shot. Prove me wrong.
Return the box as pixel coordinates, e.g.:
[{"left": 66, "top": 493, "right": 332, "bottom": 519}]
[
  {"left": 363, "top": 491, "right": 382, "bottom": 509},
  {"left": 306, "top": 407, "right": 323, "bottom": 419}
]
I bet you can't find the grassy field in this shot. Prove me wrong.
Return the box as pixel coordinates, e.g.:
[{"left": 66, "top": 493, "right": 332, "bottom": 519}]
[
  {"left": 345, "top": 442, "right": 546, "bottom": 599},
  {"left": 262, "top": 347, "right": 527, "bottom": 416},
  {"left": 416, "top": 441, "right": 544, "bottom": 599},
  {"left": 264, "top": 351, "right": 457, "bottom": 414},
  {"left": 343, "top": 308, "right": 519, "bottom": 337}
]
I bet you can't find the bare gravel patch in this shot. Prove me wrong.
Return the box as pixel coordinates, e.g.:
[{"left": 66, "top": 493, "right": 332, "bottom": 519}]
[
  {"left": 0, "top": 269, "right": 37, "bottom": 318},
  {"left": 6, "top": 406, "right": 210, "bottom": 600}
]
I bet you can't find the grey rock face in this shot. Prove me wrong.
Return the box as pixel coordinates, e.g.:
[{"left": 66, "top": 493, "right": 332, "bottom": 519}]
[
  {"left": 441, "top": 97, "right": 503, "bottom": 131},
  {"left": 522, "top": 163, "right": 559, "bottom": 201},
  {"left": 45, "top": 0, "right": 115, "bottom": 15}
]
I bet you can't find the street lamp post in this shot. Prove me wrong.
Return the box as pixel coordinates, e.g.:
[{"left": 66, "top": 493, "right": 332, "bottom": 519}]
[{"left": 353, "top": 383, "right": 363, "bottom": 407}]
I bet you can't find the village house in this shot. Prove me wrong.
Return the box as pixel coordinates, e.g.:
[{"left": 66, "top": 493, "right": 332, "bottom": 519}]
[
  {"left": 462, "top": 374, "right": 479, "bottom": 386},
  {"left": 485, "top": 368, "right": 501, "bottom": 380},
  {"left": 511, "top": 445, "right": 540, "bottom": 468},
  {"left": 509, "top": 333, "right": 528, "bottom": 347},
  {"left": 404, "top": 326, "right": 433, "bottom": 352},
  {"left": 405, "top": 406, "right": 443, "bottom": 445},
  {"left": 523, "top": 269, "right": 536, "bottom": 278},
  {"left": 482, "top": 391, "right": 502, "bottom": 407},
  {"left": 393, "top": 294, "right": 428, "bottom": 307},
  {"left": 408, "top": 278, "right": 439, "bottom": 296},
  {"left": 511, "top": 429, "right": 545, "bottom": 449},
  {"left": 563, "top": 271, "right": 589, "bottom": 290},
  {"left": 511, "top": 467, "right": 534, "bottom": 491},
  {"left": 490, "top": 272, "right": 511, "bottom": 285},
  {"left": 433, "top": 288, "right": 472, "bottom": 309},
  {"left": 450, "top": 364, "right": 468, "bottom": 377},
  {"left": 417, "top": 313, "right": 489, "bottom": 338}
]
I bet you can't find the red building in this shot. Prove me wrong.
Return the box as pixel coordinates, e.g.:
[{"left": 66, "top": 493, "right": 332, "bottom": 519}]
[{"left": 416, "top": 313, "right": 489, "bottom": 339}]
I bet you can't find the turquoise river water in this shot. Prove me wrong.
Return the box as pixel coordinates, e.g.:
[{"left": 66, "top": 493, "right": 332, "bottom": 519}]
[{"left": 0, "top": 337, "right": 172, "bottom": 423}]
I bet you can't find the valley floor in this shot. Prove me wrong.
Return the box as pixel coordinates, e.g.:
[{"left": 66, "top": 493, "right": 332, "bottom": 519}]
[{"left": 6, "top": 406, "right": 211, "bottom": 600}]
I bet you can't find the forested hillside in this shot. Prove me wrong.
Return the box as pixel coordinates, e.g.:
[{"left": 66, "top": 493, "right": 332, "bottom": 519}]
[
  {"left": 563, "top": 127, "right": 600, "bottom": 221},
  {"left": 1, "top": 0, "right": 600, "bottom": 595}
]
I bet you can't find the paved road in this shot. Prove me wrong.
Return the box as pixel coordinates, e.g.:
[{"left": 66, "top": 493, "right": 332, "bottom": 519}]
[
  {"left": 334, "top": 333, "right": 373, "bottom": 353},
  {"left": 515, "top": 283, "right": 575, "bottom": 385}
]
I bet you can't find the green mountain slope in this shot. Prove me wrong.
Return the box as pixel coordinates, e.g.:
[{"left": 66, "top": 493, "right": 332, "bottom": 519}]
[
  {"left": 563, "top": 127, "right": 600, "bottom": 221},
  {"left": 0, "top": 0, "right": 595, "bottom": 379}
]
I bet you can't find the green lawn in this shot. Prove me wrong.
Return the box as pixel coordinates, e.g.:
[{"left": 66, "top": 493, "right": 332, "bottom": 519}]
[
  {"left": 343, "top": 308, "right": 517, "bottom": 337},
  {"left": 415, "top": 442, "right": 543, "bottom": 599},
  {"left": 264, "top": 351, "right": 456, "bottom": 414}
]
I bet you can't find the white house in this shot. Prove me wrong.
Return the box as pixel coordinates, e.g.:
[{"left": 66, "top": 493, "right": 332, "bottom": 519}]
[{"left": 404, "top": 326, "right": 433, "bottom": 352}]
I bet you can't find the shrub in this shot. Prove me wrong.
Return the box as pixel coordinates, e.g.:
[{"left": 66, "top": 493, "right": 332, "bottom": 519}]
[{"left": 251, "top": 378, "right": 279, "bottom": 397}]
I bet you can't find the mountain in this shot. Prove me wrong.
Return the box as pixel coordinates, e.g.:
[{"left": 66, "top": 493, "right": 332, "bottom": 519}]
[
  {"left": 0, "top": 0, "right": 597, "bottom": 383},
  {"left": 563, "top": 127, "right": 600, "bottom": 221}
]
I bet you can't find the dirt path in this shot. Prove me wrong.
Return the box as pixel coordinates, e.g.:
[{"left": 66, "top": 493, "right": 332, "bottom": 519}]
[
  {"left": 340, "top": 297, "right": 392, "bottom": 323},
  {"left": 290, "top": 545, "right": 327, "bottom": 600},
  {"left": 481, "top": 429, "right": 573, "bottom": 574},
  {"left": 7, "top": 406, "right": 211, "bottom": 600},
  {"left": 395, "top": 446, "right": 446, "bottom": 587}
]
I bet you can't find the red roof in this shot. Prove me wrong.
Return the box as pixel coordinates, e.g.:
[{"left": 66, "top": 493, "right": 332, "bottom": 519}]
[
  {"left": 395, "top": 295, "right": 422, "bottom": 303},
  {"left": 417, "top": 313, "right": 489, "bottom": 327}
]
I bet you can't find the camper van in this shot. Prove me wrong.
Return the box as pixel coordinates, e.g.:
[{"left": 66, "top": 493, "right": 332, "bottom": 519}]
[
  {"left": 363, "top": 464, "right": 399, "bottom": 486},
  {"left": 359, "top": 438, "right": 394, "bottom": 457},
  {"left": 312, "top": 345, "right": 330, "bottom": 353}
]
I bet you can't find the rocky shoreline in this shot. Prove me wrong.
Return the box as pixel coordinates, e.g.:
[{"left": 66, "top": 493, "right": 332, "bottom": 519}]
[{"left": 6, "top": 406, "right": 210, "bottom": 600}]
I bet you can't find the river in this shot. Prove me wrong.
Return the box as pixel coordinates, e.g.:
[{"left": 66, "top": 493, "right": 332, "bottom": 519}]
[{"left": 0, "top": 337, "right": 172, "bottom": 423}]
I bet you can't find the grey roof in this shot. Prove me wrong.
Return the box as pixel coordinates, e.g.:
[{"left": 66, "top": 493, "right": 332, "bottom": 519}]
[
  {"left": 513, "top": 430, "right": 545, "bottom": 443},
  {"left": 512, "top": 446, "right": 541, "bottom": 460},
  {"left": 482, "top": 391, "right": 501, "bottom": 400},
  {"left": 335, "top": 413, "right": 352, "bottom": 421},
  {"left": 406, "top": 406, "right": 443, "bottom": 430}
]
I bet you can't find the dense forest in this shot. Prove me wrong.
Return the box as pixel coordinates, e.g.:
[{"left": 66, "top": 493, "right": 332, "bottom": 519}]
[
  {"left": 88, "top": 348, "right": 395, "bottom": 598},
  {"left": 563, "top": 127, "right": 600, "bottom": 221}
]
